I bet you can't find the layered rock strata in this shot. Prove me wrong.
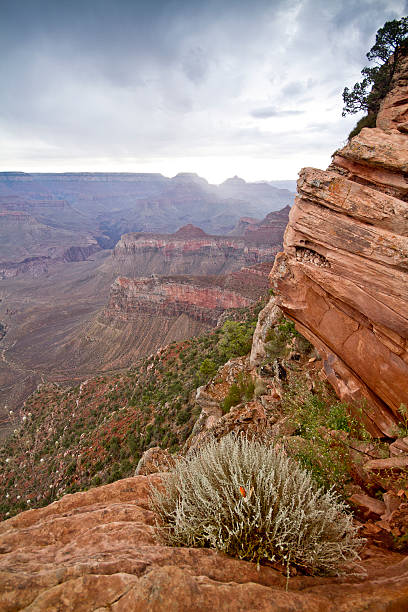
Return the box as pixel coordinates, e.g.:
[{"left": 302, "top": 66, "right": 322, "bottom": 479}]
[
  {"left": 57, "top": 264, "right": 271, "bottom": 375},
  {"left": 105, "top": 267, "right": 267, "bottom": 327},
  {"left": 241, "top": 205, "right": 291, "bottom": 245},
  {"left": 272, "top": 57, "right": 408, "bottom": 436},
  {"left": 0, "top": 211, "right": 100, "bottom": 279},
  {"left": 0, "top": 245, "right": 101, "bottom": 279},
  {"left": 110, "top": 221, "right": 284, "bottom": 277}
]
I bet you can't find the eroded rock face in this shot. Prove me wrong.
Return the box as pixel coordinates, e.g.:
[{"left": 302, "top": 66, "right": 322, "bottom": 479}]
[
  {"left": 111, "top": 223, "right": 284, "bottom": 277},
  {"left": 272, "top": 57, "right": 408, "bottom": 437},
  {"left": 1, "top": 474, "right": 407, "bottom": 611},
  {"left": 134, "top": 447, "right": 177, "bottom": 476},
  {"left": 104, "top": 263, "right": 271, "bottom": 329},
  {"left": 106, "top": 275, "right": 256, "bottom": 326},
  {"left": 0, "top": 211, "right": 101, "bottom": 279},
  {"left": 250, "top": 297, "right": 282, "bottom": 368}
]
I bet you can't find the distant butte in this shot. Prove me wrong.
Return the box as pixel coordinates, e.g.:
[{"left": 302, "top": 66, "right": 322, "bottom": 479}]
[{"left": 173, "top": 224, "right": 208, "bottom": 238}]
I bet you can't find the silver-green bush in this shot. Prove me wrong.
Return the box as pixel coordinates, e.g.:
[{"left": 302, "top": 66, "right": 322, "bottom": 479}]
[{"left": 150, "top": 434, "right": 363, "bottom": 575}]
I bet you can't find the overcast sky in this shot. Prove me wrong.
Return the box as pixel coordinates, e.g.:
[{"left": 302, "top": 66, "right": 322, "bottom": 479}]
[{"left": 0, "top": 0, "right": 406, "bottom": 182}]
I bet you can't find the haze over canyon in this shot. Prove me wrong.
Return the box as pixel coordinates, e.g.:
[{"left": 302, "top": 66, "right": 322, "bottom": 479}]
[{"left": 0, "top": 171, "right": 291, "bottom": 432}]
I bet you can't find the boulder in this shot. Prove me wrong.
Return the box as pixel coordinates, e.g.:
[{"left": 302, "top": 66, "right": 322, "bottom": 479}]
[
  {"left": 348, "top": 493, "right": 386, "bottom": 520},
  {"left": 134, "top": 447, "right": 177, "bottom": 476},
  {"left": 389, "top": 438, "right": 408, "bottom": 456}
]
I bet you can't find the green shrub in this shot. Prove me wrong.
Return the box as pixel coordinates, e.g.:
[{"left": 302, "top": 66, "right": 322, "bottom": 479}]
[
  {"left": 348, "top": 112, "right": 377, "bottom": 140},
  {"left": 150, "top": 434, "right": 363, "bottom": 575},
  {"left": 264, "top": 317, "right": 297, "bottom": 360},
  {"left": 222, "top": 373, "right": 255, "bottom": 414},
  {"left": 395, "top": 403, "right": 408, "bottom": 437},
  {"left": 217, "top": 320, "right": 256, "bottom": 362},
  {"left": 222, "top": 383, "right": 241, "bottom": 413},
  {"left": 264, "top": 316, "right": 312, "bottom": 362},
  {"left": 199, "top": 358, "right": 217, "bottom": 380},
  {"left": 108, "top": 436, "right": 120, "bottom": 458},
  {"left": 281, "top": 377, "right": 357, "bottom": 490},
  {"left": 282, "top": 379, "right": 353, "bottom": 436}
]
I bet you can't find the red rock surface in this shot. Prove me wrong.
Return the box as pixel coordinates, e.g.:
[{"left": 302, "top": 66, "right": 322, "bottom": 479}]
[
  {"left": 1, "top": 474, "right": 408, "bottom": 611},
  {"left": 173, "top": 224, "right": 208, "bottom": 238},
  {"left": 272, "top": 55, "right": 408, "bottom": 436}
]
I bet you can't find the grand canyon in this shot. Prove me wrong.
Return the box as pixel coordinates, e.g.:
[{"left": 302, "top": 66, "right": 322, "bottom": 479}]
[
  {"left": 1, "top": 6, "right": 407, "bottom": 612},
  {"left": 0, "top": 173, "right": 290, "bottom": 429}
]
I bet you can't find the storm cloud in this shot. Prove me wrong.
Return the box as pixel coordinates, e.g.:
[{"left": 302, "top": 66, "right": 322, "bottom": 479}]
[{"left": 0, "top": 0, "right": 405, "bottom": 181}]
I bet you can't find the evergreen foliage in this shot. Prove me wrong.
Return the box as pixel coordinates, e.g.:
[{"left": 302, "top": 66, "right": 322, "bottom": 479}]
[{"left": 342, "top": 17, "right": 408, "bottom": 136}]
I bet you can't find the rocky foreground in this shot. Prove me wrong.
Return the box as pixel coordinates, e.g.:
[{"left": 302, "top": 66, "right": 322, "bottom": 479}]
[{"left": 0, "top": 475, "right": 407, "bottom": 611}]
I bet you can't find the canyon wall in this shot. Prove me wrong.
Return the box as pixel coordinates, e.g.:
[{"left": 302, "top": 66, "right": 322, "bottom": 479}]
[
  {"left": 241, "top": 205, "right": 291, "bottom": 245},
  {"left": 0, "top": 171, "right": 293, "bottom": 238},
  {"left": 272, "top": 56, "right": 408, "bottom": 436},
  {"left": 105, "top": 270, "right": 266, "bottom": 326},
  {"left": 0, "top": 245, "right": 101, "bottom": 279},
  {"left": 110, "top": 221, "right": 284, "bottom": 278},
  {"left": 0, "top": 210, "right": 101, "bottom": 279}
]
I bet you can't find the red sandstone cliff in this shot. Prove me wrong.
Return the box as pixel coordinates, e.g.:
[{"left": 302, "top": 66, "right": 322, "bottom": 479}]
[{"left": 272, "top": 56, "right": 408, "bottom": 436}]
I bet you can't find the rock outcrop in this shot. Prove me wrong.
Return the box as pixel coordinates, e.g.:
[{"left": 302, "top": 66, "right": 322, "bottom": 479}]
[
  {"left": 0, "top": 245, "right": 101, "bottom": 279},
  {"left": 272, "top": 56, "right": 408, "bottom": 437},
  {"left": 1, "top": 474, "right": 408, "bottom": 611},
  {"left": 242, "top": 205, "right": 291, "bottom": 245}
]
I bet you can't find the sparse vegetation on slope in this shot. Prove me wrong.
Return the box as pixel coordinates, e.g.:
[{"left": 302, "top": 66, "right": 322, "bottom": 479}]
[
  {"left": 2, "top": 291, "right": 406, "bottom": 563},
  {"left": 280, "top": 377, "right": 363, "bottom": 490},
  {"left": 0, "top": 303, "right": 262, "bottom": 519}
]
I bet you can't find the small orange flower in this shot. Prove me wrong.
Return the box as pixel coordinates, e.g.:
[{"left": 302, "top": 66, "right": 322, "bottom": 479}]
[{"left": 239, "top": 486, "right": 246, "bottom": 498}]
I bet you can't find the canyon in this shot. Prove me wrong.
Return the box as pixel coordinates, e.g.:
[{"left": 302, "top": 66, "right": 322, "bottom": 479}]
[
  {"left": 0, "top": 211, "right": 101, "bottom": 279},
  {"left": 0, "top": 208, "right": 287, "bottom": 429},
  {"left": 39, "top": 264, "right": 270, "bottom": 379},
  {"left": 0, "top": 171, "right": 293, "bottom": 248},
  {"left": 1, "top": 60, "right": 408, "bottom": 611},
  {"left": 0, "top": 170, "right": 292, "bottom": 279}
]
